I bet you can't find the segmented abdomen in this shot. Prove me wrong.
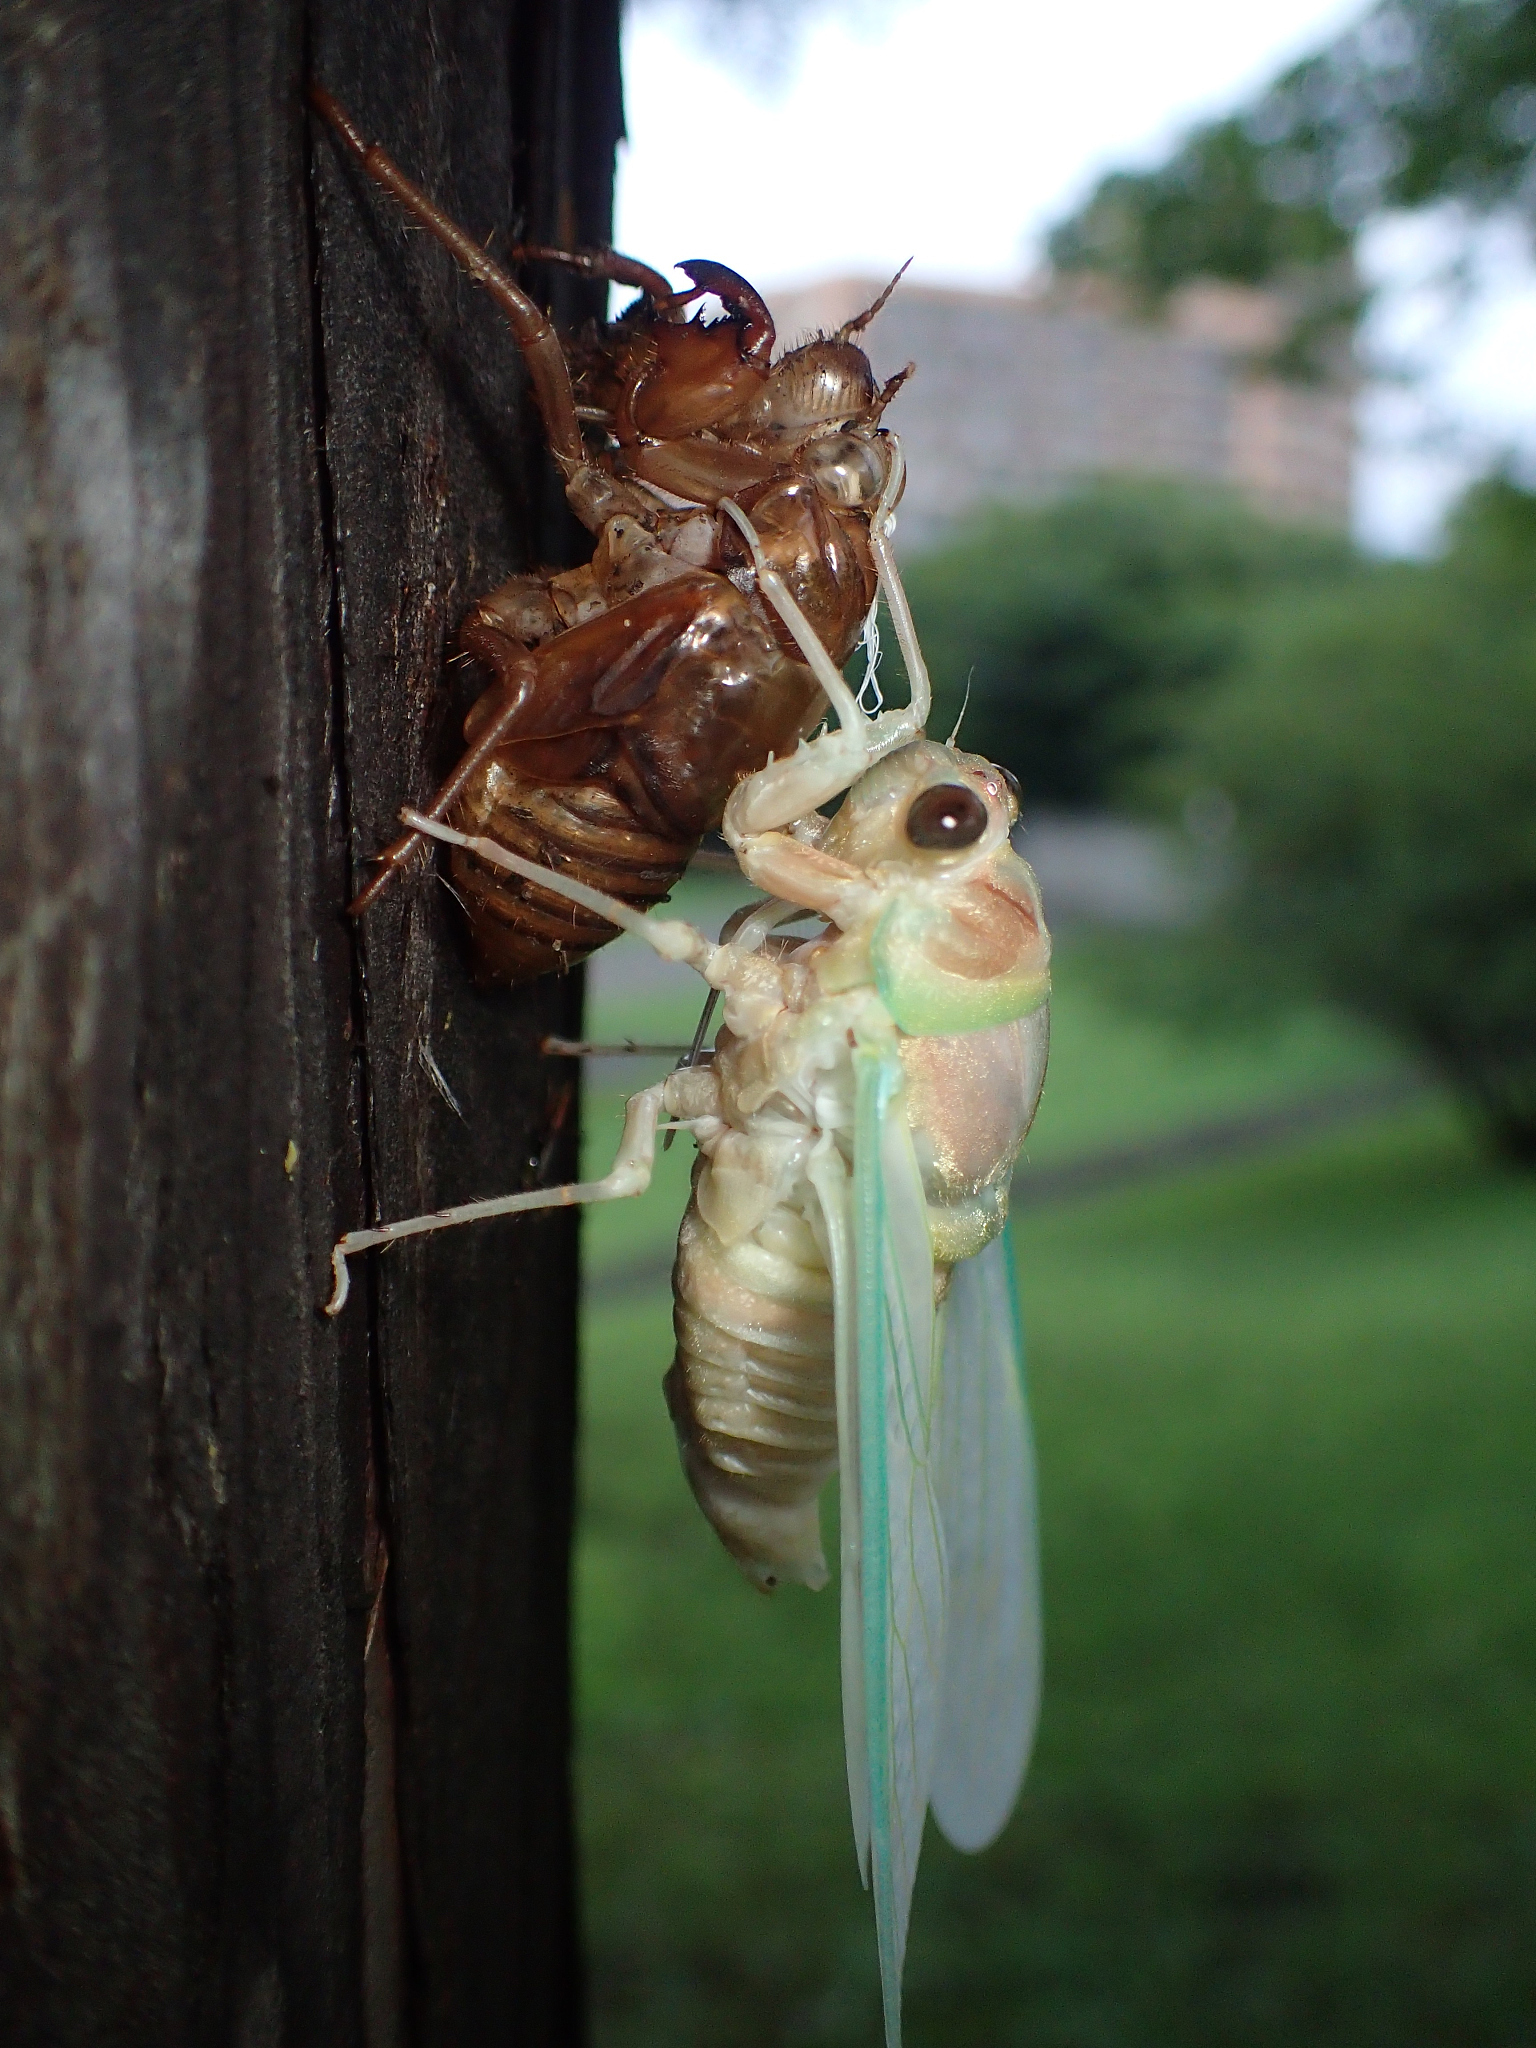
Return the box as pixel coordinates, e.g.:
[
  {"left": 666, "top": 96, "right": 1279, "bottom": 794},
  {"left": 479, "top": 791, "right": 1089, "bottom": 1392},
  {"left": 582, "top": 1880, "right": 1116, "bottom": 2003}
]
[
  {"left": 446, "top": 570, "right": 824, "bottom": 985},
  {"left": 451, "top": 768, "right": 683, "bottom": 983},
  {"left": 664, "top": 1196, "right": 837, "bottom": 1591}
]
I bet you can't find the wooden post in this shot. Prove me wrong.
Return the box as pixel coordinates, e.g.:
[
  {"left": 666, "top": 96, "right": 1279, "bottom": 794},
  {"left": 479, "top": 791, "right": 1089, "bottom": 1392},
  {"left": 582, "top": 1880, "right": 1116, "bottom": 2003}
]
[{"left": 0, "top": 3, "right": 620, "bottom": 2040}]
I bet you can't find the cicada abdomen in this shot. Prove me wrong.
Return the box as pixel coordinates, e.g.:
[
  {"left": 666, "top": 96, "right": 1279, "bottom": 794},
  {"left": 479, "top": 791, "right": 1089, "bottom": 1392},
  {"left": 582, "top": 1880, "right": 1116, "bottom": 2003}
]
[{"left": 443, "top": 570, "right": 825, "bottom": 982}]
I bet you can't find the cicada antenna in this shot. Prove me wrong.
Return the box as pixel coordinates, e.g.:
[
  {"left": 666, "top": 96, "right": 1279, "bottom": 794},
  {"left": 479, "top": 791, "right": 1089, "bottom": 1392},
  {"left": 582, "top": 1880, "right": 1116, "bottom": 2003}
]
[
  {"left": 837, "top": 259, "right": 912, "bottom": 340},
  {"left": 946, "top": 671, "right": 974, "bottom": 747}
]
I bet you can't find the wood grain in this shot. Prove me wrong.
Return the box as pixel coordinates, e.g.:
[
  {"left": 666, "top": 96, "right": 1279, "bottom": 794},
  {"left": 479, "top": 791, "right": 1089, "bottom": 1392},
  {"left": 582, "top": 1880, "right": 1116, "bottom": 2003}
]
[{"left": 0, "top": 2, "right": 619, "bottom": 2039}]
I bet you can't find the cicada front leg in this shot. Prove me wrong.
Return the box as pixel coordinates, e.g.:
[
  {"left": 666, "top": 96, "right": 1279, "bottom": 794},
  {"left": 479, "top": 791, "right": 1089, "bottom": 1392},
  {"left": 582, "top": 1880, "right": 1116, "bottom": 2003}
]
[
  {"left": 715, "top": 461, "right": 934, "bottom": 847},
  {"left": 346, "top": 529, "right": 656, "bottom": 914},
  {"left": 708, "top": 491, "right": 934, "bottom": 922},
  {"left": 308, "top": 85, "right": 654, "bottom": 537}
]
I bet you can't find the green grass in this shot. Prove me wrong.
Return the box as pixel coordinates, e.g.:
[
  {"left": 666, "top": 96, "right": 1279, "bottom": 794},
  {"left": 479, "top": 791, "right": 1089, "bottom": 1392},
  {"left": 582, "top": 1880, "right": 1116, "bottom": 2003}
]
[{"left": 575, "top": 928, "right": 1536, "bottom": 2047}]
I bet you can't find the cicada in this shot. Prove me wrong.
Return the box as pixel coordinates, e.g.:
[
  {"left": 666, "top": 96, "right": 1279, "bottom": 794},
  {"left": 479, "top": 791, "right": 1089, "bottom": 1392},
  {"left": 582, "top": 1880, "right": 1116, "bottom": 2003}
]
[
  {"left": 310, "top": 87, "right": 910, "bottom": 983},
  {"left": 326, "top": 492, "right": 1052, "bottom": 2046}
]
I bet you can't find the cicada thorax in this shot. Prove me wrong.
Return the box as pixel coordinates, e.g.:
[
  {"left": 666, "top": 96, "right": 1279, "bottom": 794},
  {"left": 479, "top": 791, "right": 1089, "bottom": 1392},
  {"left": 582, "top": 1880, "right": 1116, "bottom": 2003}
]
[
  {"left": 579, "top": 301, "right": 889, "bottom": 667},
  {"left": 898, "top": 1016, "right": 1050, "bottom": 1266}
]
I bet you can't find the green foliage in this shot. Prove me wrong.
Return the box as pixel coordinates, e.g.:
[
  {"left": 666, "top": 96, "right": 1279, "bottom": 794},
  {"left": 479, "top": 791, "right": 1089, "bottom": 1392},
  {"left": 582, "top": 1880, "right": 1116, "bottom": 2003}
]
[
  {"left": 1262, "top": 0, "right": 1536, "bottom": 224},
  {"left": 898, "top": 482, "right": 1356, "bottom": 807},
  {"left": 1047, "top": 117, "right": 1352, "bottom": 306},
  {"left": 1050, "top": 1, "right": 1536, "bottom": 351},
  {"left": 1177, "top": 477, "right": 1536, "bottom": 1159}
]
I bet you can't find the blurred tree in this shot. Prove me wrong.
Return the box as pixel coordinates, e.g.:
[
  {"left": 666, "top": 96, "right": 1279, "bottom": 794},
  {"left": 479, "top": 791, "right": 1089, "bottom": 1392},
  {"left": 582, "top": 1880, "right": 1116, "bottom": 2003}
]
[
  {"left": 1050, "top": 1, "right": 1536, "bottom": 363},
  {"left": 899, "top": 482, "right": 1356, "bottom": 806},
  {"left": 1046, "top": 119, "right": 1361, "bottom": 381},
  {"left": 1176, "top": 477, "right": 1536, "bottom": 1162},
  {"left": 1259, "top": 0, "right": 1536, "bottom": 225},
  {"left": 1047, "top": 118, "right": 1353, "bottom": 295}
]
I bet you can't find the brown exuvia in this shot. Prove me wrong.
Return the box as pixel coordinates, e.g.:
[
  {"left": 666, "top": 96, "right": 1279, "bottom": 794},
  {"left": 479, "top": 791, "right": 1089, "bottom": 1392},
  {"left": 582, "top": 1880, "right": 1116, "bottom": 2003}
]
[{"left": 309, "top": 86, "right": 912, "bottom": 984}]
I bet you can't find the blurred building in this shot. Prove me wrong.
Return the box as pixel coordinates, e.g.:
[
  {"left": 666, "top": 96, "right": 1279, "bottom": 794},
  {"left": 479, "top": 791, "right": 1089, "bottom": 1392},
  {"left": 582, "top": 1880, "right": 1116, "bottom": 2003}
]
[{"left": 770, "top": 274, "right": 1355, "bottom": 553}]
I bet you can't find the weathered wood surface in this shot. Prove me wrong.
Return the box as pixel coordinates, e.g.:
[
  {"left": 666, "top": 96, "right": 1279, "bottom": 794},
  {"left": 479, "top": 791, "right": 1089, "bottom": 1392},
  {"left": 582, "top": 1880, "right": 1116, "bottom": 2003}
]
[{"left": 0, "top": 2, "right": 620, "bottom": 2040}]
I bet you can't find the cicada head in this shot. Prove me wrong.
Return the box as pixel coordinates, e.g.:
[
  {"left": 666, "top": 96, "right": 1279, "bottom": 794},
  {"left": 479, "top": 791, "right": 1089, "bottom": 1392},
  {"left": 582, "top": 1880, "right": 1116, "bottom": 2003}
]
[
  {"left": 763, "top": 338, "right": 877, "bottom": 436},
  {"left": 721, "top": 337, "right": 895, "bottom": 456},
  {"left": 820, "top": 740, "right": 1051, "bottom": 1038}
]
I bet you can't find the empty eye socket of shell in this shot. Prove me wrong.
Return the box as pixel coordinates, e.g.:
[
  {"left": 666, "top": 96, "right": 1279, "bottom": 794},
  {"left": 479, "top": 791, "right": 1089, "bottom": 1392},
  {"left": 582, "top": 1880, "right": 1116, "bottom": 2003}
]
[
  {"left": 905, "top": 782, "right": 990, "bottom": 850},
  {"left": 805, "top": 433, "right": 886, "bottom": 506}
]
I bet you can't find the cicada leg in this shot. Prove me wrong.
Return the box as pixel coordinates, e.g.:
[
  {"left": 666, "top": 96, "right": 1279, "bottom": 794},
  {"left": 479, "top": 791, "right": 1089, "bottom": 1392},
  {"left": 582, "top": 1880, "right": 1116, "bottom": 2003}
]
[
  {"left": 715, "top": 494, "right": 930, "bottom": 844},
  {"left": 498, "top": 242, "right": 677, "bottom": 305},
  {"left": 865, "top": 441, "right": 933, "bottom": 732},
  {"left": 664, "top": 262, "right": 775, "bottom": 362},
  {"left": 325, "top": 1081, "right": 669, "bottom": 1315},
  {"left": 309, "top": 86, "right": 653, "bottom": 534},
  {"left": 397, "top": 810, "right": 718, "bottom": 974},
  {"left": 543, "top": 1037, "right": 697, "bottom": 1059},
  {"left": 348, "top": 653, "right": 538, "bottom": 915},
  {"left": 505, "top": 250, "right": 776, "bottom": 363},
  {"left": 309, "top": 86, "right": 583, "bottom": 472}
]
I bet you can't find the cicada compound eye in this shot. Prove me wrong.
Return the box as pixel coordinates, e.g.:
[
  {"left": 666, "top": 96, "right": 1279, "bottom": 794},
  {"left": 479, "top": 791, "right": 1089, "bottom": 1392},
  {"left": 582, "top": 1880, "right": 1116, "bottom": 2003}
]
[
  {"left": 905, "top": 782, "right": 989, "bottom": 851},
  {"left": 805, "top": 432, "right": 886, "bottom": 506}
]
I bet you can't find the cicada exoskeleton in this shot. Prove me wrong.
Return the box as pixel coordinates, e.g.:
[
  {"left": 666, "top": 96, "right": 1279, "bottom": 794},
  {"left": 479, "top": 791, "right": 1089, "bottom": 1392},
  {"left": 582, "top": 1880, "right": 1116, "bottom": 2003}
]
[{"left": 309, "top": 88, "right": 912, "bottom": 983}]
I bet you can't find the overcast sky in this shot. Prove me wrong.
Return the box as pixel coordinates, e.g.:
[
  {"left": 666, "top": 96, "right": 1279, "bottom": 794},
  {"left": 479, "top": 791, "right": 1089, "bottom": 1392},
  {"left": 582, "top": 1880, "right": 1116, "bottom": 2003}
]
[{"left": 615, "top": 0, "right": 1536, "bottom": 551}]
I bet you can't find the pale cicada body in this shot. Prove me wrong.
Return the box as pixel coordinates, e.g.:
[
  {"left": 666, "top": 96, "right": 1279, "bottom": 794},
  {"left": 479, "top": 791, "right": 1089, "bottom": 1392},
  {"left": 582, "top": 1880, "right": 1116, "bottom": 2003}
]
[
  {"left": 326, "top": 484, "right": 1051, "bottom": 2048},
  {"left": 662, "top": 735, "right": 1050, "bottom": 1595}
]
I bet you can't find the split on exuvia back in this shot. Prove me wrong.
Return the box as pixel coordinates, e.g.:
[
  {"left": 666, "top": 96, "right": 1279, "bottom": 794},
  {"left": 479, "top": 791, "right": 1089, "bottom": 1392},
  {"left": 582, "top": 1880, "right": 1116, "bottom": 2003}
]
[{"left": 314, "top": 86, "right": 1051, "bottom": 2048}]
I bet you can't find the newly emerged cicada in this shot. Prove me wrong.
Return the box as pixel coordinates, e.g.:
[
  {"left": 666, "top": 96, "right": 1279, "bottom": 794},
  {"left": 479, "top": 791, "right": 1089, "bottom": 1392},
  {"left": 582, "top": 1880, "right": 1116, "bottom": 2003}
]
[
  {"left": 327, "top": 490, "right": 1052, "bottom": 2047},
  {"left": 310, "top": 87, "right": 912, "bottom": 982}
]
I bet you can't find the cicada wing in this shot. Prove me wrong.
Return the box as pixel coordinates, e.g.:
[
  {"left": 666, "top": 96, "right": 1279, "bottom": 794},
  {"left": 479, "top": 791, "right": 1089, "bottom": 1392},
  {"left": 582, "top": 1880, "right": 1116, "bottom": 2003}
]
[
  {"left": 852, "top": 1045, "right": 946, "bottom": 2048},
  {"left": 929, "top": 1231, "right": 1042, "bottom": 1853},
  {"left": 806, "top": 1142, "right": 869, "bottom": 1883}
]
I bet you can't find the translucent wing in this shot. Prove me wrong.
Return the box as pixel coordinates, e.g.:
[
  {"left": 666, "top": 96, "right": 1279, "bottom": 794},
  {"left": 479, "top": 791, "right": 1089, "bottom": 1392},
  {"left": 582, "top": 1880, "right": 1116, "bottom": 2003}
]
[
  {"left": 851, "top": 1044, "right": 945, "bottom": 2048},
  {"left": 929, "top": 1231, "right": 1042, "bottom": 1852},
  {"left": 806, "top": 1140, "right": 869, "bottom": 1883}
]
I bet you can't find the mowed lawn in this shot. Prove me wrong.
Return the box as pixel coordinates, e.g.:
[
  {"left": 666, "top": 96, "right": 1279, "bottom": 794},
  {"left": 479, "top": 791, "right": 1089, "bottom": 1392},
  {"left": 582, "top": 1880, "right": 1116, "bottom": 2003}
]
[{"left": 575, "top": 919, "right": 1536, "bottom": 2048}]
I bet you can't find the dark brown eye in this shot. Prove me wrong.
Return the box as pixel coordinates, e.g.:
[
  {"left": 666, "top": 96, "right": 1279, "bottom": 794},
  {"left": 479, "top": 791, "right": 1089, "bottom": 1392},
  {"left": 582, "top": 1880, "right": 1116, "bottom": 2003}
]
[{"left": 905, "top": 782, "right": 989, "bottom": 851}]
